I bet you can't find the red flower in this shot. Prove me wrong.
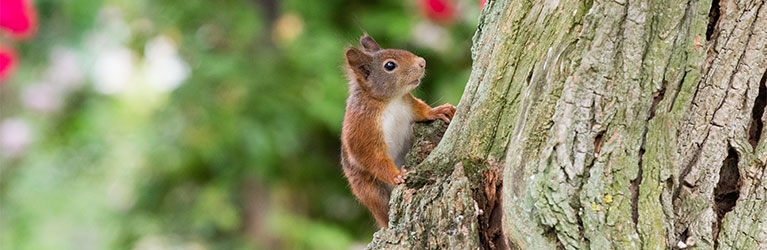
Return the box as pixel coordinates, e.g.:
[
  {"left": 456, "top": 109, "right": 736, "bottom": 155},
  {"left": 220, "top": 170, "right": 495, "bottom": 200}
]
[
  {"left": 419, "top": 0, "right": 456, "bottom": 23},
  {"left": 0, "top": 45, "right": 16, "bottom": 81},
  {"left": 0, "top": 0, "right": 37, "bottom": 83},
  {"left": 0, "top": 0, "right": 36, "bottom": 39}
]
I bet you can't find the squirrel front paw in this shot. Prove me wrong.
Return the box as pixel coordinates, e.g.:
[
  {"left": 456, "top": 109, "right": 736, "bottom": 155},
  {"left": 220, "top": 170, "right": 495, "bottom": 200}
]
[
  {"left": 429, "top": 104, "right": 457, "bottom": 123},
  {"left": 393, "top": 167, "right": 408, "bottom": 184}
]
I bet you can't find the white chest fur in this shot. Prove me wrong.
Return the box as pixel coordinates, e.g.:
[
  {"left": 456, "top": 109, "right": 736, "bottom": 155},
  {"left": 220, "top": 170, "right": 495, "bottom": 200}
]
[{"left": 381, "top": 96, "right": 414, "bottom": 168}]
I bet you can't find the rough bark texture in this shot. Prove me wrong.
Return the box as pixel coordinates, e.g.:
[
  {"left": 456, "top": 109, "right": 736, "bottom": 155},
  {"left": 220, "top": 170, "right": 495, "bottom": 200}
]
[{"left": 367, "top": 0, "right": 767, "bottom": 249}]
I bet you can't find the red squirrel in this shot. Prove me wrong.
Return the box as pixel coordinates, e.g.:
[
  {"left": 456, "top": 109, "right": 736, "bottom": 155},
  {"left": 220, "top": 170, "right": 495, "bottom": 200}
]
[{"left": 340, "top": 35, "right": 456, "bottom": 228}]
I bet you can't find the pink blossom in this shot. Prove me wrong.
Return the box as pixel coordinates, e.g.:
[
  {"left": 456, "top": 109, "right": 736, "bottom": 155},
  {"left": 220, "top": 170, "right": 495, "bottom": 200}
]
[{"left": 0, "top": 118, "right": 33, "bottom": 158}]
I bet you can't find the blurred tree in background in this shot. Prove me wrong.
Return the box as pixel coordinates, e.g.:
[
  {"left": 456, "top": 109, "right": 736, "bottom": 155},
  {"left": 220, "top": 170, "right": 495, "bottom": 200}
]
[{"left": 0, "top": 0, "right": 479, "bottom": 249}]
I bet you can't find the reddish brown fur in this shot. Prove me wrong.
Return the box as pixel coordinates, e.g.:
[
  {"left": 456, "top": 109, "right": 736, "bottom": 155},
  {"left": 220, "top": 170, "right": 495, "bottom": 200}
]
[{"left": 340, "top": 35, "right": 456, "bottom": 228}]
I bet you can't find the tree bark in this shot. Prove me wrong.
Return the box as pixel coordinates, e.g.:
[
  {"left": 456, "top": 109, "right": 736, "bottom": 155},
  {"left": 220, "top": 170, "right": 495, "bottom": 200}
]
[{"left": 367, "top": 0, "right": 767, "bottom": 249}]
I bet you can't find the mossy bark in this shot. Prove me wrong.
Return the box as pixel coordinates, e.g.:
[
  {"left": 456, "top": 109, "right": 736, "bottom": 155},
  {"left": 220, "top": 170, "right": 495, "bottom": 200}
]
[{"left": 368, "top": 0, "right": 767, "bottom": 249}]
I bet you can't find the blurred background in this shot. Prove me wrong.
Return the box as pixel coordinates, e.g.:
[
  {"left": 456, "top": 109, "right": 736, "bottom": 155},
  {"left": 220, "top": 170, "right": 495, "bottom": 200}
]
[{"left": 0, "top": 0, "right": 479, "bottom": 249}]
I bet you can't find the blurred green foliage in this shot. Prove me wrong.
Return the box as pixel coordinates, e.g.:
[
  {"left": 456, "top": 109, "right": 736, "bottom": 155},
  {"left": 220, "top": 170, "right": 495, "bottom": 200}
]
[{"left": 0, "top": 0, "right": 477, "bottom": 249}]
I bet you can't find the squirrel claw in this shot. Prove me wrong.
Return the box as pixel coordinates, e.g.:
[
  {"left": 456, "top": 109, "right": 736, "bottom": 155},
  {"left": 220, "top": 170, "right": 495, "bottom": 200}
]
[
  {"left": 439, "top": 114, "right": 450, "bottom": 123},
  {"left": 394, "top": 167, "right": 408, "bottom": 184},
  {"left": 393, "top": 176, "right": 404, "bottom": 184}
]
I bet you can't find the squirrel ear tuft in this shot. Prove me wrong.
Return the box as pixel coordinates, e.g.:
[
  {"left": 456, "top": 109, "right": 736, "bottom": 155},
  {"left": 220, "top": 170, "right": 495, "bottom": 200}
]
[
  {"left": 345, "top": 47, "right": 372, "bottom": 78},
  {"left": 360, "top": 35, "right": 381, "bottom": 52}
]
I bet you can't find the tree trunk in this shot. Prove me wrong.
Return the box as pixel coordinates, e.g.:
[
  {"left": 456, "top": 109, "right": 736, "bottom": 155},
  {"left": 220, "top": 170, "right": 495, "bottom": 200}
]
[{"left": 367, "top": 0, "right": 767, "bottom": 249}]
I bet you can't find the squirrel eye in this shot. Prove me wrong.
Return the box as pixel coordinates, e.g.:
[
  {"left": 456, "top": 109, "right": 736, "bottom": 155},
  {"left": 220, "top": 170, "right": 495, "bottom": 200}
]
[{"left": 383, "top": 61, "right": 397, "bottom": 71}]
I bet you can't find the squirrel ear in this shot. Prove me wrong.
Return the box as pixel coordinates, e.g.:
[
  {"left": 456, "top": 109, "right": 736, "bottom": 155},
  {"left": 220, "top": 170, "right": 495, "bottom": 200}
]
[
  {"left": 360, "top": 35, "right": 381, "bottom": 52},
  {"left": 345, "top": 47, "right": 372, "bottom": 78}
]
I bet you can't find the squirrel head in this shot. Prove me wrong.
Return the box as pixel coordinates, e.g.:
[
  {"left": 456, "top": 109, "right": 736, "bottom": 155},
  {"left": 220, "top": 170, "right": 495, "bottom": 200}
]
[{"left": 344, "top": 35, "right": 426, "bottom": 99}]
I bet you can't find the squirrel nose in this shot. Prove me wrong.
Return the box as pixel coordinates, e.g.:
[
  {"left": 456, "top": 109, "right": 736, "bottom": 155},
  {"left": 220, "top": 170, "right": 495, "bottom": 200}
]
[{"left": 416, "top": 57, "right": 426, "bottom": 69}]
